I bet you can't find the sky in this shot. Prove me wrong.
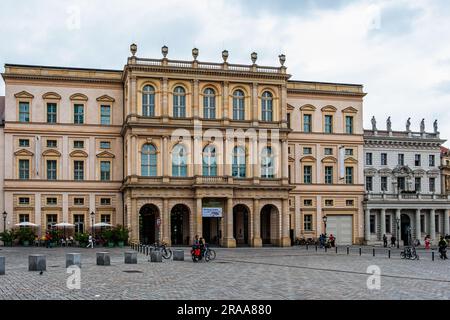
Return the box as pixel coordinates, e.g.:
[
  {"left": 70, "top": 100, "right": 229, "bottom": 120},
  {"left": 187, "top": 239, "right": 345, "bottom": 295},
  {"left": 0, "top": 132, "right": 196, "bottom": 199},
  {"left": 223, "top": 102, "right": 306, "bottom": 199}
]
[{"left": 0, "top": 0, "right": 449, "bottom": 144}]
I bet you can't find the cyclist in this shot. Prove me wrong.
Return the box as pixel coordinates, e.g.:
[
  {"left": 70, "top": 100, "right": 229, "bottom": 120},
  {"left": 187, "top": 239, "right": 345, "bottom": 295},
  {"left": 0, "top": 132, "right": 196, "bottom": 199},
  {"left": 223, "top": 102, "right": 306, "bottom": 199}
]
[{"left": 199, "top": 237, "right": 206, "bottom": 259}]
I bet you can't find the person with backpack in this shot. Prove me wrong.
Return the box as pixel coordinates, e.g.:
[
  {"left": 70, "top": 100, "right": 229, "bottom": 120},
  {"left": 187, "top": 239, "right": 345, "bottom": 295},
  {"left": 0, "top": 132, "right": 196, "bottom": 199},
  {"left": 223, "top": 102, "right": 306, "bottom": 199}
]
[{"left": 438, "top": 236, "right": 448, "bottom": 260}]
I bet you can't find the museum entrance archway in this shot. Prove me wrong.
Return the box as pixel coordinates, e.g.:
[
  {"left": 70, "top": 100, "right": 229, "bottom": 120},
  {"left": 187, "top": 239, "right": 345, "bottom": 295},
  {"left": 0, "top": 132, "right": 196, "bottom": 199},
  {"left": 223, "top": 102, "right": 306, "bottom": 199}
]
[
  {"left": 233, "top": 204, "right": 249, "bottom": 246},
  {"left": 139, "top": 204, "right": 159, "bottom": 245},
  {"left": 401, "top": 213, "right": 411, "bottom": 245},
  {"left": 170, "top": 204, "right": 190, "bottom": 245},
  {"left": 260, "top": 204, "right": 279, "bottom": 245}
]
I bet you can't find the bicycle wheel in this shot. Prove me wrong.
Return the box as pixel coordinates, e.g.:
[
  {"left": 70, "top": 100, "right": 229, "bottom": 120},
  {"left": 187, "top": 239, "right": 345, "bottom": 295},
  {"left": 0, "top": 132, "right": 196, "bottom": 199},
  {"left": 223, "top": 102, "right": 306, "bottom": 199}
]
[
  {"left": 162, "top": 248, "right": 172, "bottom": 259},
  {"left": 208, "top": 249, "right": 216, "bottom": 260},
  {"left": 400, "top": 252, "right": 406, "bottom": 259}
]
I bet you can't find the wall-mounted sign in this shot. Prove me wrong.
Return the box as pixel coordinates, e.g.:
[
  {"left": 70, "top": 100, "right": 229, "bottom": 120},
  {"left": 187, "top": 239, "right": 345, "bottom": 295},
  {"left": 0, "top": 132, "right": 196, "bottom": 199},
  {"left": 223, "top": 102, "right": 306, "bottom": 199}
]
[{"left": 202, "top": 207, "right": 222, "bottom": 218}]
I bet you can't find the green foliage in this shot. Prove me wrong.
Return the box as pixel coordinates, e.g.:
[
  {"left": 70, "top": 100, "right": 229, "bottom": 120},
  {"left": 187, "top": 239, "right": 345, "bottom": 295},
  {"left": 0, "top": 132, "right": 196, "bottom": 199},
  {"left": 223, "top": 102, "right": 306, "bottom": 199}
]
[
  {"left": 113, "top": 225, "right": 129, "bottom": 243},
  {"left": 15, "top": 227, "right": 36, "bottom": 244},
  {"left": 101, "top": 229, "right": 114, "bottom": 243},
  {"left": 0, "top": 230, "right": 16, "bottom": 243},
  {"left": 74, "top": 232, "right": 89, "bottom": 246}
]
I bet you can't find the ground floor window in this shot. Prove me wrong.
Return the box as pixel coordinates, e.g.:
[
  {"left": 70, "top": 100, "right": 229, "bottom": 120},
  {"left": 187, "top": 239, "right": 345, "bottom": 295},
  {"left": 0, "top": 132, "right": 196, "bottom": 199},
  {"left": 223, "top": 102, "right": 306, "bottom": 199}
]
[
  {"left": 304, "top": 214, "right": 312, "bottom": 231},
  {"left": 370, "top": 215, "right": 376, "bottom": 234},
  {"left": 435, "top": 215, "right": 439, "bottom": 233},
  {"left": 46, "top": 214, "right": 57, "bottom": 230},
  {"left": 385, "top": 214, "right": 391, "bottom": 233},
  {"left": 420, "top": 215, "right": 425, "bottom": 234},
  {"left": 74, "top": 214, "right": 84, "bottom": 234}
]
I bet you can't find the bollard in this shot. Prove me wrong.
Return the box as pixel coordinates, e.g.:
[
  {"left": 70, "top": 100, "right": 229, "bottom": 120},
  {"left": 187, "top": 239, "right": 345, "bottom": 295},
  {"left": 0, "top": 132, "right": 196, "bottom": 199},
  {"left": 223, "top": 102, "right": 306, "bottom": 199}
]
[
  {"left": 335, "top": 246, "right": 338, "bottom": 254},
  {"left": 325, "top": 246, "right": 327, "bottom": 253},
  {"left": 315, "top": 245, "right": 317, "bottom": 252},
  {"left": 373, "top": 248, "right": 375, "bottom": 257},
  {"left": 388, "top": 249, "right": 391, "bottom": 259},
  {"left": 432, "top": 251, "right": 435, "bottom": 261},
  {"left": 0, "top": 256, "right": 4, "bottom": 275},
  {"left": 150, "top": 250, "right": 162, "bottom": 262},
  {"left": 66, "top": 253, "right": 82, "bottom": 268},
  {"left": 173, "top": 250, "right": 184, "bottom": 261},
  {"left": 306, "top": 244, "right": 308, "bottom": 251},
  {"left": 359, "top": 248, "right": 362, "bottom": 256},
  {"left": 96, "top": 252, "right": 110, "bottom": 266},
  {"left": 347, "top": 246, "right": 349, "bottom": 255},
  {"left": 125, "top": 251, "right": 138, "bottom": 264},
  {"left": 29, "top": 255, "right": 46, "bottom": 271}
]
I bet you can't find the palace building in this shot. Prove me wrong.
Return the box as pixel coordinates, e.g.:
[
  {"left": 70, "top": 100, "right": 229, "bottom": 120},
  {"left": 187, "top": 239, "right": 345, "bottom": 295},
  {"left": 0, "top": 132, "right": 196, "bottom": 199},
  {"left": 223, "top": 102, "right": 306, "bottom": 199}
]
[{"left": 0, "top": 45, "right": 367, "bottom": 246}]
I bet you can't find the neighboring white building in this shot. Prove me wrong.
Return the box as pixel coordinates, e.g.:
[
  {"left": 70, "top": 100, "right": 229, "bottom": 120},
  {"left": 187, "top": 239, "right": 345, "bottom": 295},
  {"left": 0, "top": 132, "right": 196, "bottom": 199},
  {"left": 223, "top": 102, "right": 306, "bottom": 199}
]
[{"left": 363, "top": 118, "right": 450, "bottom": 245}]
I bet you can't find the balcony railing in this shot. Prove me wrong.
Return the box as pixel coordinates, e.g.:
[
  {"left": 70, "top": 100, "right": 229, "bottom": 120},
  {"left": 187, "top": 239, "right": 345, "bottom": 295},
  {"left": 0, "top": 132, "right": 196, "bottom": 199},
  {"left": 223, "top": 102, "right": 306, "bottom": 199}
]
[{"left": 366, "top": 192, "right": 450, "bottom": 201}]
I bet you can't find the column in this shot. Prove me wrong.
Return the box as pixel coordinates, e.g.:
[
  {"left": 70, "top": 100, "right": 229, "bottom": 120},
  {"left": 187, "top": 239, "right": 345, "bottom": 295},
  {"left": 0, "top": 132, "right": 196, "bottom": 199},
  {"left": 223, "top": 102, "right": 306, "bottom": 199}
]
[
  {"left": 162, "top": 199, "right": 169, "bottom": 244},
  {"left": 223, "top": 137, "right": 231, "bottom": 177},
  {"left": 281, "top": 139, "right": 289, "bottom": 183},
  {"left": 62, "top": 193, "right": 69, "bottom": 223},
  {"left": 380, "top": 208, "right": 386, "bottom": 240},
  {"left": 131, "top": 198, "right": 138, "bottom": 242},
  {"left": 193, "top": 79, "right": 199, "bottom": 119},
  {"left": 224, "top": 198, "right": 236, "bottom": 248},
  {"left": 252, "top": 198, "right": 262, "bottom": 247},
  {"left": 395, "top": 209, "right": 401, "bottom": 243},
  {"left": 280, "top": 84, "right": 287, "bottom": 128},
  {"left": 415, "top": 209, "right": 421, "bottom": 240},
  {"left": 251, "top": 82, "right": 258, "bottom": 125},
  {"left": 430, "top": 209, "right": 436, "bottom": 243},
  {"left": 281, "top": 198, "right": 290, "bottom": 246},
  {"left": 364, "top": 209, "right": 370, "bottom": 242},
  {"left": 222, "top": 81, "right": 229, "bottom": 121},
  {"left": 162, "top": 136, "right": 168, "bottom": 178},
  {"left": 444, "top": 209, "right": 449, "bottom": 236},
  {"left": 131, "top": 135, "right": 137, "bottom": 176},
  {"left": 162, "top": 77, "right": 168, "bottom": 121},
  {"left": 252, "top": 137, "right": 259, "bottom": 180},
  {"left": 193, "top": 136, "right": 202, "bottom": 176},
  {"left": 196, "top": 198, "right": 202, "bottom": 238},
  {"left": 130, "top": 76, "right": 137, "bottom": 115}
]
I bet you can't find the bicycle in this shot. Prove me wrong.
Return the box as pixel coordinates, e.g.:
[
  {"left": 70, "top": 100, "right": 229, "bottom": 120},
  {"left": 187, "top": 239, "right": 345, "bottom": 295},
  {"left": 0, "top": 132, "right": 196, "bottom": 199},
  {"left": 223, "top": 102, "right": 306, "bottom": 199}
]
[
  {"left": 400, "top": 246, "right": 419, "bottom": 260},
  {"left": 204, "top": 246, "right": 216, "bottom": 262},
  {"left": 152, "top": 240, "right": 172, "bottom": 259}
]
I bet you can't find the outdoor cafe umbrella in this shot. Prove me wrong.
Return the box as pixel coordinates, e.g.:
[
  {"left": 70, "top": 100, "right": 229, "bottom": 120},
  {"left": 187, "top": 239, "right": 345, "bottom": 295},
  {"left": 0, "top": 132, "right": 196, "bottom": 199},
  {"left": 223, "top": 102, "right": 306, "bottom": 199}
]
[
  {"left": 14, "top": 222, "right": 39, "bottom": 227},
  {"left": 93, "top": 222, "right": 113, "bottom": 228},
  {"left": 53, "top": 222, "right": 75, "bottom": 238}
]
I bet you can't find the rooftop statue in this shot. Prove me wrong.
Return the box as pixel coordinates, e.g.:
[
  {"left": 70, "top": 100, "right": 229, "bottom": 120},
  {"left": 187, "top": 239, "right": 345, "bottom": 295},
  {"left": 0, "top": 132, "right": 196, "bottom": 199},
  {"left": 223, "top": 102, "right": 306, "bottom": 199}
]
[
  {"left": 371, "top": 116, "right": 377, "bottom": 131},
  {"left": 406, "top": 117, "right": 411, "bottom": 131}
]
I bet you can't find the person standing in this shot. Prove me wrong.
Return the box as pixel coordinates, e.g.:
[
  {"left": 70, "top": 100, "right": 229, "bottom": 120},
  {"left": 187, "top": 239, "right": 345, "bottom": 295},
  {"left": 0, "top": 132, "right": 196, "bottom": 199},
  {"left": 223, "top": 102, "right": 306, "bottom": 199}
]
[
  {"left": 86, "top": 234, "right": 94, "bottom": 248},
  {"left": 438, "top": 236, "right": 448, "bottom": 260},
  {"left": 390, "top": 235, "right": 396, "bottom": 247},
  {"left": 425, "top": 235, "right": 431, "bottom": 250},
  {"left": 329, "top": 234, "right": 335, "bottom": 247},
  {"left": 383, "top": 234, "right": 388, "bottom": 248}
]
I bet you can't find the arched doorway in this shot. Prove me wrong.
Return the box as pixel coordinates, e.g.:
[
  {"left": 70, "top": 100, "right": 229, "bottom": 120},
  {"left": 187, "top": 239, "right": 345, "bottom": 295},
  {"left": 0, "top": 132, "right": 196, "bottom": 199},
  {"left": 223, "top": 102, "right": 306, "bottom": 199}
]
[
  {"left": 139, "top": 204, "right": 159, "bottom": 244},
  {"left": 260, "top": 204, "right": 279, "bottom": 245},
  {"left": 233, "top": 204, "right": 249, "bottom": 246},
  {"left": 401, "top": 213, "right": 411, "bottom": 245},
  {"left": 171, "top": 204, "right": 190, "bottom": 245}
]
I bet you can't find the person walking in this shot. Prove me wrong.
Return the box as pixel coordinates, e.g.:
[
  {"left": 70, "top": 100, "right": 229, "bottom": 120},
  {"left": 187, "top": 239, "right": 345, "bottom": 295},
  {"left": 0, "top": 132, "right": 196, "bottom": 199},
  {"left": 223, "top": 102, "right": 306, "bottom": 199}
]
[
  {"left": 425, "top": 235, "right": 431, "bottom": 250},
  {"left": 390, "top": 235, "right": 396, "bottom": 247},
  {"left": 329, "top": 234, "right": 335, "bottom": 247},
  {"left": 86, "top": 234, "right": 94, "bottom": 248},
  {"left": 383, "top": 234, "right": 388, "bottom": 248},
  {"left": 438, "top": 236, "right": 448, "bottom": 260}
]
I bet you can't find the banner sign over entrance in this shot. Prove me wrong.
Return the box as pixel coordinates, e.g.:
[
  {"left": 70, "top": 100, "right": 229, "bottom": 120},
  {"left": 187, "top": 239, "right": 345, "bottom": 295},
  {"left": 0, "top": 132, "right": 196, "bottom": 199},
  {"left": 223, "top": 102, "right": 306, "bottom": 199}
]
[{"left": 202, "top": 207, "right": 222, "bottom": 218}]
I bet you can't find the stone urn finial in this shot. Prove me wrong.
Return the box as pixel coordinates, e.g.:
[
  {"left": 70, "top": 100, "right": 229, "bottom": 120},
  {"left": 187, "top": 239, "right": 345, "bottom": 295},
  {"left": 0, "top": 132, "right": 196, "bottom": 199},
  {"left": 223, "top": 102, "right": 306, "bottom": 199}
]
[
  {"left": 279, "top": 54, "right": 286, "bottom": 66},
  {"left": 192, "top": 48, "right": 199, "bottom": 60},
  {"left": 222, "top": 50, "right": 229, "bottom": 63},
  {"left": 251, "top": 52, "right": 258, "bottom": 64},
  {"left": 130, "top": 43, "right": 137, "bottom": 57},
  {"left": 162, "top": 45, "right": 168, "bottom": 58}
]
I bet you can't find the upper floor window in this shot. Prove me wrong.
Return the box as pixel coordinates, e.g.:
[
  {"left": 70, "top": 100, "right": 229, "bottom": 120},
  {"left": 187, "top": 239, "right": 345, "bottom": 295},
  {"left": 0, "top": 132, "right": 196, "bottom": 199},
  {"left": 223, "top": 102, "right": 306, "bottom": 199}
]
[
  {"left": 261, "top": 147, "right": 274, "bottom": 178},
  {"left": 46, "top": 197, "right": 57, "bottom": 205},
  {"left": 381, "top": 153, "right": 387, "bottom": 166},
  {"left": 261, "top": 91, "right": 273, "bottom": 121},
  {"left": 398, "top": 154, "right": 404, "bottom": 166},
  {"left": 303, "top": 147, "right": 312, "bottom": 155},
  {"left": 324, "top": 166, "right": 333, "bottom": 184},
  {"left": 74, "top": 161, "right": 84, "bottom": 181},
  {"left": 429, "top": 155, "right": 435, "bottom": 167},
  {"left": 19, "top": 159, "right": 30, "bottom": 180},
  {"left": 19, "top": 139, "right": 30, "bottom": 147},
  {"left": 324, "top": 115, "right": 333, "bottom": 133},
  {"left": 324, "top": 148, "right": 333, "bottom": 155},
  {"left": 74, "top": 198, "right": 84, "bottom": 206},
  {"left": 397, "top": 177, "right": 406, "bottom": 191},
  {"left": 381, "top": 176, "right": 388, "bottom": 192},
  {"left": 414, "top": 154, "right": 421, "bottom": 166},
  {"left": 100, "top": 105, "right": 111, "bottom": 125},
  {"left": 303, "top": 199, "right": 313, "bottom": 206},
  {"left": 203, "top": 88, "right": 216, "bottom": 119},
  {"left": 345, "top": 149, "right": 353, "bottom": 156},
  {"left": 366, "top": 153, "right": 373, "bottom": 166},
  {"left": 415, "top": 177, "right": 421, "bottom": 192},
  {"left": 100, "top": 141, "right": 111, "bottom": 149},
  {"left": 345, "top": 167, "right": 354, "bottom": 184},
  {"left": 74, "top": 104, "right": 84, "bottom": 124},
  {"left": 232, "top": 146, "right": 246, "bottom": 178},
  {"left": 141, "top": 144, "right": 157, "bottom": 177},
  {"left": 232, "top": 90, "right": 245, "bottom": 120},
  {"left": 346, "top": 200, "right": 354, "bottom": 206},
  {"left": 303, "top": 114, "right": 312, "bottom": 133},
  {"left": 303, "top": 165, "right": 312, "bottom": 184},
  {"left": 47, "top": 160, "right": 57, "bottom": 180},
  {"left": 366, "top": 176, "right": 373, "bottom": 191},
  {"left": 325, "top": 199, "right": 334, "bottom": 206},
  {"left": 47, "top": 103, "right": 57, "bottom": 123},
  {"left": 173, "top": 86, "right": 186, "bottom": 118},
  {"left": 202, "top": 145, "right": 217, "bottom": 176},
  {"left": 345, "top": 116, "right": 353, "bottom": 134},
  {"left": 47, "top": 140, "right": 57, "bottom": 148},
  {"left": 100, "top": 161, "right": 111, "bottom": 181},
  {"left": 172, "top": 144, "right": 187, "bottom": 177},
  {"left": 19, "top": 102, "right": 30, "bottom": 122},
  {"left": 287, "top": 113, "right": 291, "bottom": 128},
  {"left": 19, "top": 197, "right": 30, "bottom": 205},
  {"left": 74, "top": 140, "right": 84, "bottom": 149},
  {"left": 101, "top": 198, "right": 111, "bottom": 206},
  {"left": 429, "top": 177, "right": 436, "bottom": 192},
  {"left": 142, "top": 85, "right": 155, "bottom": 117}
]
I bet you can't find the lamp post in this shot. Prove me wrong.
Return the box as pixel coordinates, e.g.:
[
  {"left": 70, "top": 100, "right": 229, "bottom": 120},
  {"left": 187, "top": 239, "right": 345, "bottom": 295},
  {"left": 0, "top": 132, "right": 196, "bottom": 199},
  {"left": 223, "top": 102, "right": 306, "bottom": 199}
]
[
  {"left": 2, "top": 211, "right": 7, "bottom": 233},
  {"left": 322, "top": 215, "right": 328, "bottom": 236},
  {"left": 396, "top": 217, "right": 400, "bottom": 249},
  {"left": 90, "top": 211, "right": 95, "bottom": 237}
]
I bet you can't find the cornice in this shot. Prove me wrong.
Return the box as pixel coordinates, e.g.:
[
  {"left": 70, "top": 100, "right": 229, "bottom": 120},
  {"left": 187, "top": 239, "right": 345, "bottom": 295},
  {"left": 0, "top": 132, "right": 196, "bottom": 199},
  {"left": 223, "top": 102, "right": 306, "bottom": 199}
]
[{"left": 2, "top": 73, "right": 123, "bottom": 85}]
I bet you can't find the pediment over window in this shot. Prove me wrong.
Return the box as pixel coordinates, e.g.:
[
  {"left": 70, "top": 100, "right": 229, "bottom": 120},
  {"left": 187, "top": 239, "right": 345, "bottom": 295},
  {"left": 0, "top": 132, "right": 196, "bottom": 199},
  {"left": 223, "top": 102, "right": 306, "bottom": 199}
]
[
  {"left": 413, "top": 169, "right": 426, "bottom": 177},
  {"left": 300, "top": 156, "right": 316, "bottom": 162},
  {"left": 344, "top": 157, "right": 358, "bottom": 164},
  {"left": 96, "top": 151, "right": 115, "bottom": 158},
  {"left": 427, "top": 169, "right": 440, "bottom": 177},
  {"left": 287, "top": 104, "right": 295, "bottom": 111},
  {"left": 288, "top": 156, "right": 295, "bottom": 162},
  {"left": 14, "top": 149, "right": 34, "bottom": 156},
  {"left": 300, "top": 104, "right": 316, "bottom": 111},
  {"left": 69, "top": 93, "right": 88, "bottom": 101},
  {"left": 321, "top": 105, "right": 337, "bottom": 112},
  {"left": 14, "top": 91, "right": 34, "bottom": 99},
  {"left": 393, "top": 165, "right": 412, "bottom": 176},
  {"left": 364, "top": 168, "right": 377, "bottom": 176},
  {"left": 69, "top": 150, "right": 88, "bottom": 158},
  {"left": 42, "top": 92, "right": 61, "bottom": 100},
  {"left": 96, "top": 95, "right": 115, "bottom": 102},
  {"left": 378, "top": 168, "right": 392, "bottom": 176},
  {"left": 342, "top": 106, "right": 358, "bottom": 113},
  {"left": 42, "top": 149, "right": 61, "bottom": 157},
  {"left": 321, "top": 156, "right": 337, "bottom": 163}
]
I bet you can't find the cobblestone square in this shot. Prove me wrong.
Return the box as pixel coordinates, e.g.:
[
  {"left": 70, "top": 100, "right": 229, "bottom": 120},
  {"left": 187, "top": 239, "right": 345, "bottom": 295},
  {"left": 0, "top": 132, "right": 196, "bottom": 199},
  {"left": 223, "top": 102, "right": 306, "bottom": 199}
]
[{"left": 0, "top": 246, "right": 449, "bottom": 300}]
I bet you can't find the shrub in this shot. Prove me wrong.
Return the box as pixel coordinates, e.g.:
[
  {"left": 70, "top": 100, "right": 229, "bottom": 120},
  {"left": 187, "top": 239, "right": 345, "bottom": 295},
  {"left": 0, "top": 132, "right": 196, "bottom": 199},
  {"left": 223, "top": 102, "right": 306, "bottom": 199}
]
[
  {"left": 113, "top": 225, "right": 129, "bottom": 244},
  {"left": 0, "top": 230, "right": 16, "bottom": 244},
  {"left": 74, "top": 232, "right": 89, "bottom": 247},
  {"left": 15, "top": 228, "right": 36, "bottom": 244}
]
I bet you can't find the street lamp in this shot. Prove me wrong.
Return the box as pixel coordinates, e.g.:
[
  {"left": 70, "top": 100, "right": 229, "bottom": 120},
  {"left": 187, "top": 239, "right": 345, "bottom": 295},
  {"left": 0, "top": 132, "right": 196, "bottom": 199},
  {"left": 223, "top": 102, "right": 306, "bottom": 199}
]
[
  {"left": 90, "top": 211, "right": 95, "bottom": 237},
  {"left": 396, "top": 217, "right": 400, "bottom": 249},
  {"left": 2, "top": 211, "right": 7, "bottom": 233},
  {"left": 322, "top": 215, "right": 328, "bottom": 236}
]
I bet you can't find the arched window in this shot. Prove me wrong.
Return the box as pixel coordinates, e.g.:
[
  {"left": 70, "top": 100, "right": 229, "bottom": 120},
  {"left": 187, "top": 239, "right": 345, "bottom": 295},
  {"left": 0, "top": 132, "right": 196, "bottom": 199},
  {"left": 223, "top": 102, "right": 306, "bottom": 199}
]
[
  {"left": 232, "top": 146, "right": 246, "bottom": 178},
  {"left": 172, "top": 144, "right": 187, "bottom": 177},
  {"left": 141, "top": 144, "right": 157, "bottom": 176},
  {"left": 261, "top": 91, "right": 273, "bottom": 121},
  {"left": 261, "top": 146, "right": 274, "bottom": 178},
  {"left": 173, "top": 86, "right": 186, "bottom": 118},
  {"left": 203, "top": 88, "right": 216, "bottom": 119},
  {"left": 142, "top": 85, "right": 155, "bottom": 117},
  {"left": 232, "top": 90, "right": 245, "bottom": 120},
  {"left": 202, "top": 145, "right": 217, "bottom": 176}
]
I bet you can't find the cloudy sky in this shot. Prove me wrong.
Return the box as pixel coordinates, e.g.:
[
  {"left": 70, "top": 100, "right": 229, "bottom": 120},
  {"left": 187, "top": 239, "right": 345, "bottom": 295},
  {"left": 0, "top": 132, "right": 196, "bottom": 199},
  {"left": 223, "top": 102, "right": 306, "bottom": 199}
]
[{"left": 1, "top": 0, "right": 449, "bottom": 144}]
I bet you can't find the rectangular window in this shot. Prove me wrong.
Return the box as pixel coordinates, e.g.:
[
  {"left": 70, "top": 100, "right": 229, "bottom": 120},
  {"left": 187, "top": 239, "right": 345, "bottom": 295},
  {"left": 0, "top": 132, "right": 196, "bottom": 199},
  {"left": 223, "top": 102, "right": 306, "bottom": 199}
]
[
  {"left": 398, "top": 154, "right": 404, "bottom": 166},
  {"left": 324, "top": 148, "right": 333, "bottom": 155},
  {"left": 366, "top": 176, "right": 373, "bottom": 191},
  {"left": 46, "top": 197, "right": 57, "bottom": 205},
  {"left": 74, "top": 198, "right": 84, "bottom": 206},
  {"left": 101, "top": 214, "right": 111, "bottom": 224},
  {"left": 100, "top": 141, "right": 111, "bottom": 149},
  {"left": 287, "top": 113, "right": 291, "bottom": 129},
  {"left": 303, "top": 199, "right": 313, "bottom": 206},
  {"left": 324, "top": 166, "right": 333, "bottom": 184},
  {"left": 304, "top": 214, "right": 312, "bottom": 231},
  {"left": 100, "top": 161, "right": 111, "bottom": 181},
  {"left": 345, "top": 116, "right": 353, "bottom": 134},
  {"left": 346, "top": 199, "right": 354, "bottom": 206},
  {"left": 415, "top": 177, "right": 421, "bottom": 192},
  {"left": 420, "top": 215, "right": 425, "bottom": 234},
  {"left": 303, "top": 166, "right": 312, "bottom": 184},
  {"left": 74, "top": 215, "right": 84, "bottom": 234},
  {"left": 46, "top": 214, "right": 57, "bottom": 230},
  {"left": 345, "top": 149, "right": 353, "bottom": 156},
  {"left": 381, "top": 153, "right": 387, "bottom": 165},
  {"left": 303, "top": 114, "right": 312, "bottom": 133},
  {"left": 47, "top": 103, "right": 57, "bottom": 123},
  {"left": 435, "top": 215, "right": 440, "bottom": 233},
  {"left": 366, "top": 153, "right": 373, "bottom": 166},
  {"left": 74, "top": 161, "right": 84, "bottom": 181},
  {"left": 46, "top": 140, "right": 57, "bottom": 148},
  {"left": 429, "top": 178, "right": 436, "bottom": 192},
  {"left": 397, "top": 177, "right": 406, "bottom": 191},
  {"left": 19, "top": 214, "right": 30, "bottom": 223},
  {"left": 100, "top": 198, "right": 111, "bottom": 206},
  {"left": 325, "top": 199, "right": 334, "bottom": 206},
  {"left": 74, "top": 140, "right": 84, "bottom": 149},
  {"left": 370, "top": 215, "right": 376, "bottom": 234},
  {"left": 381, "top": 176, "right": 388, "bottom": 192},
  {"left": 345, "top": 167, "right": 353, "bottom": 184},
  {"left": 47, "top": 160, "right": 57, "bottom": 180},
  {"left": 386, "top": 215, "right": 391, "bottom": 233},
  {"left": 74, "top": 104, "right": 84, "bottom": 124},
  {"left": 100, "top": 105, "right": 111, "bottom": 125},
  {"left": 429, "top": 155, "right": 435, "bottom": 167},
  {"left": 19, "top": 159, "right": 30, "bottom": 180},
  {"left": 324, "top": 115, "right": 333, "bottom": 133},
  {"left": 303, "top": 147, "right": 312, "bottom": 155},
  {"left": 19, "top": 197, "right": 30, "bottom": 205},
  {"left": 19, "top": 139, "right": 30, "bottom": 147},
  {"left": 19, "top": 102, "right": 30, "bottom": 122},
  {"left": 414, "top": 154, "right": 421, "bottom": 166}
]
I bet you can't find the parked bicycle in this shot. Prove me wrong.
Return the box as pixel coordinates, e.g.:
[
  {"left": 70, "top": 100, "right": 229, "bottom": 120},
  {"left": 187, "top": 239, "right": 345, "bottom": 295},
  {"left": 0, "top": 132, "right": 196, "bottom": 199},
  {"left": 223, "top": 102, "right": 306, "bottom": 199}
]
[
  {"left": 400, "top": 246, "right": 419, "bottom": 260},
  {"left": 152, "top": 240, "right": 172, "bottom": 259}
]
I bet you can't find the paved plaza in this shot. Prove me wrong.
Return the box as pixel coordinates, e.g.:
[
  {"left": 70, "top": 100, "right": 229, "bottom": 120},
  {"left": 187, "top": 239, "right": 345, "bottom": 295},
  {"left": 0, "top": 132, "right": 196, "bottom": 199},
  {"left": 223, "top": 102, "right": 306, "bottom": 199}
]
[{"left": 0, "top": 245, "right": 449, "bottom": 300}]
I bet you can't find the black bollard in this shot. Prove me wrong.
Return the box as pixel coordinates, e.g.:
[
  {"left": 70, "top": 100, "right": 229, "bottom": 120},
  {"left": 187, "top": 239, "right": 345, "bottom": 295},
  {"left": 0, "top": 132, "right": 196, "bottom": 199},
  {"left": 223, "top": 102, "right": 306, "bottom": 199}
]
[
  {"left": 359, "top": 247, "right": 362, "bottom": 256},
  {"left": 432, "top": 251, "right": 435, "bottom": 261},
  {"left": 388, "top": 249, "right": 391, "bottom": 259},
  {"left": 373, "top": 248, "right": 375, "bottom": 257},
  {"left": 347, "top": 246, "right": 349, "bottom": 255},
  {"left": 306, "top": 244, "right": 308, "bottom": 251},
  {"left": 325, "top": 246, "right": 327, "bottom": 253},
  {"left": 335, "top": 246, "right": 338, "bottom": 254},
  {"left": 315, "top": 245, "right": 318, "bottom": 252}
]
